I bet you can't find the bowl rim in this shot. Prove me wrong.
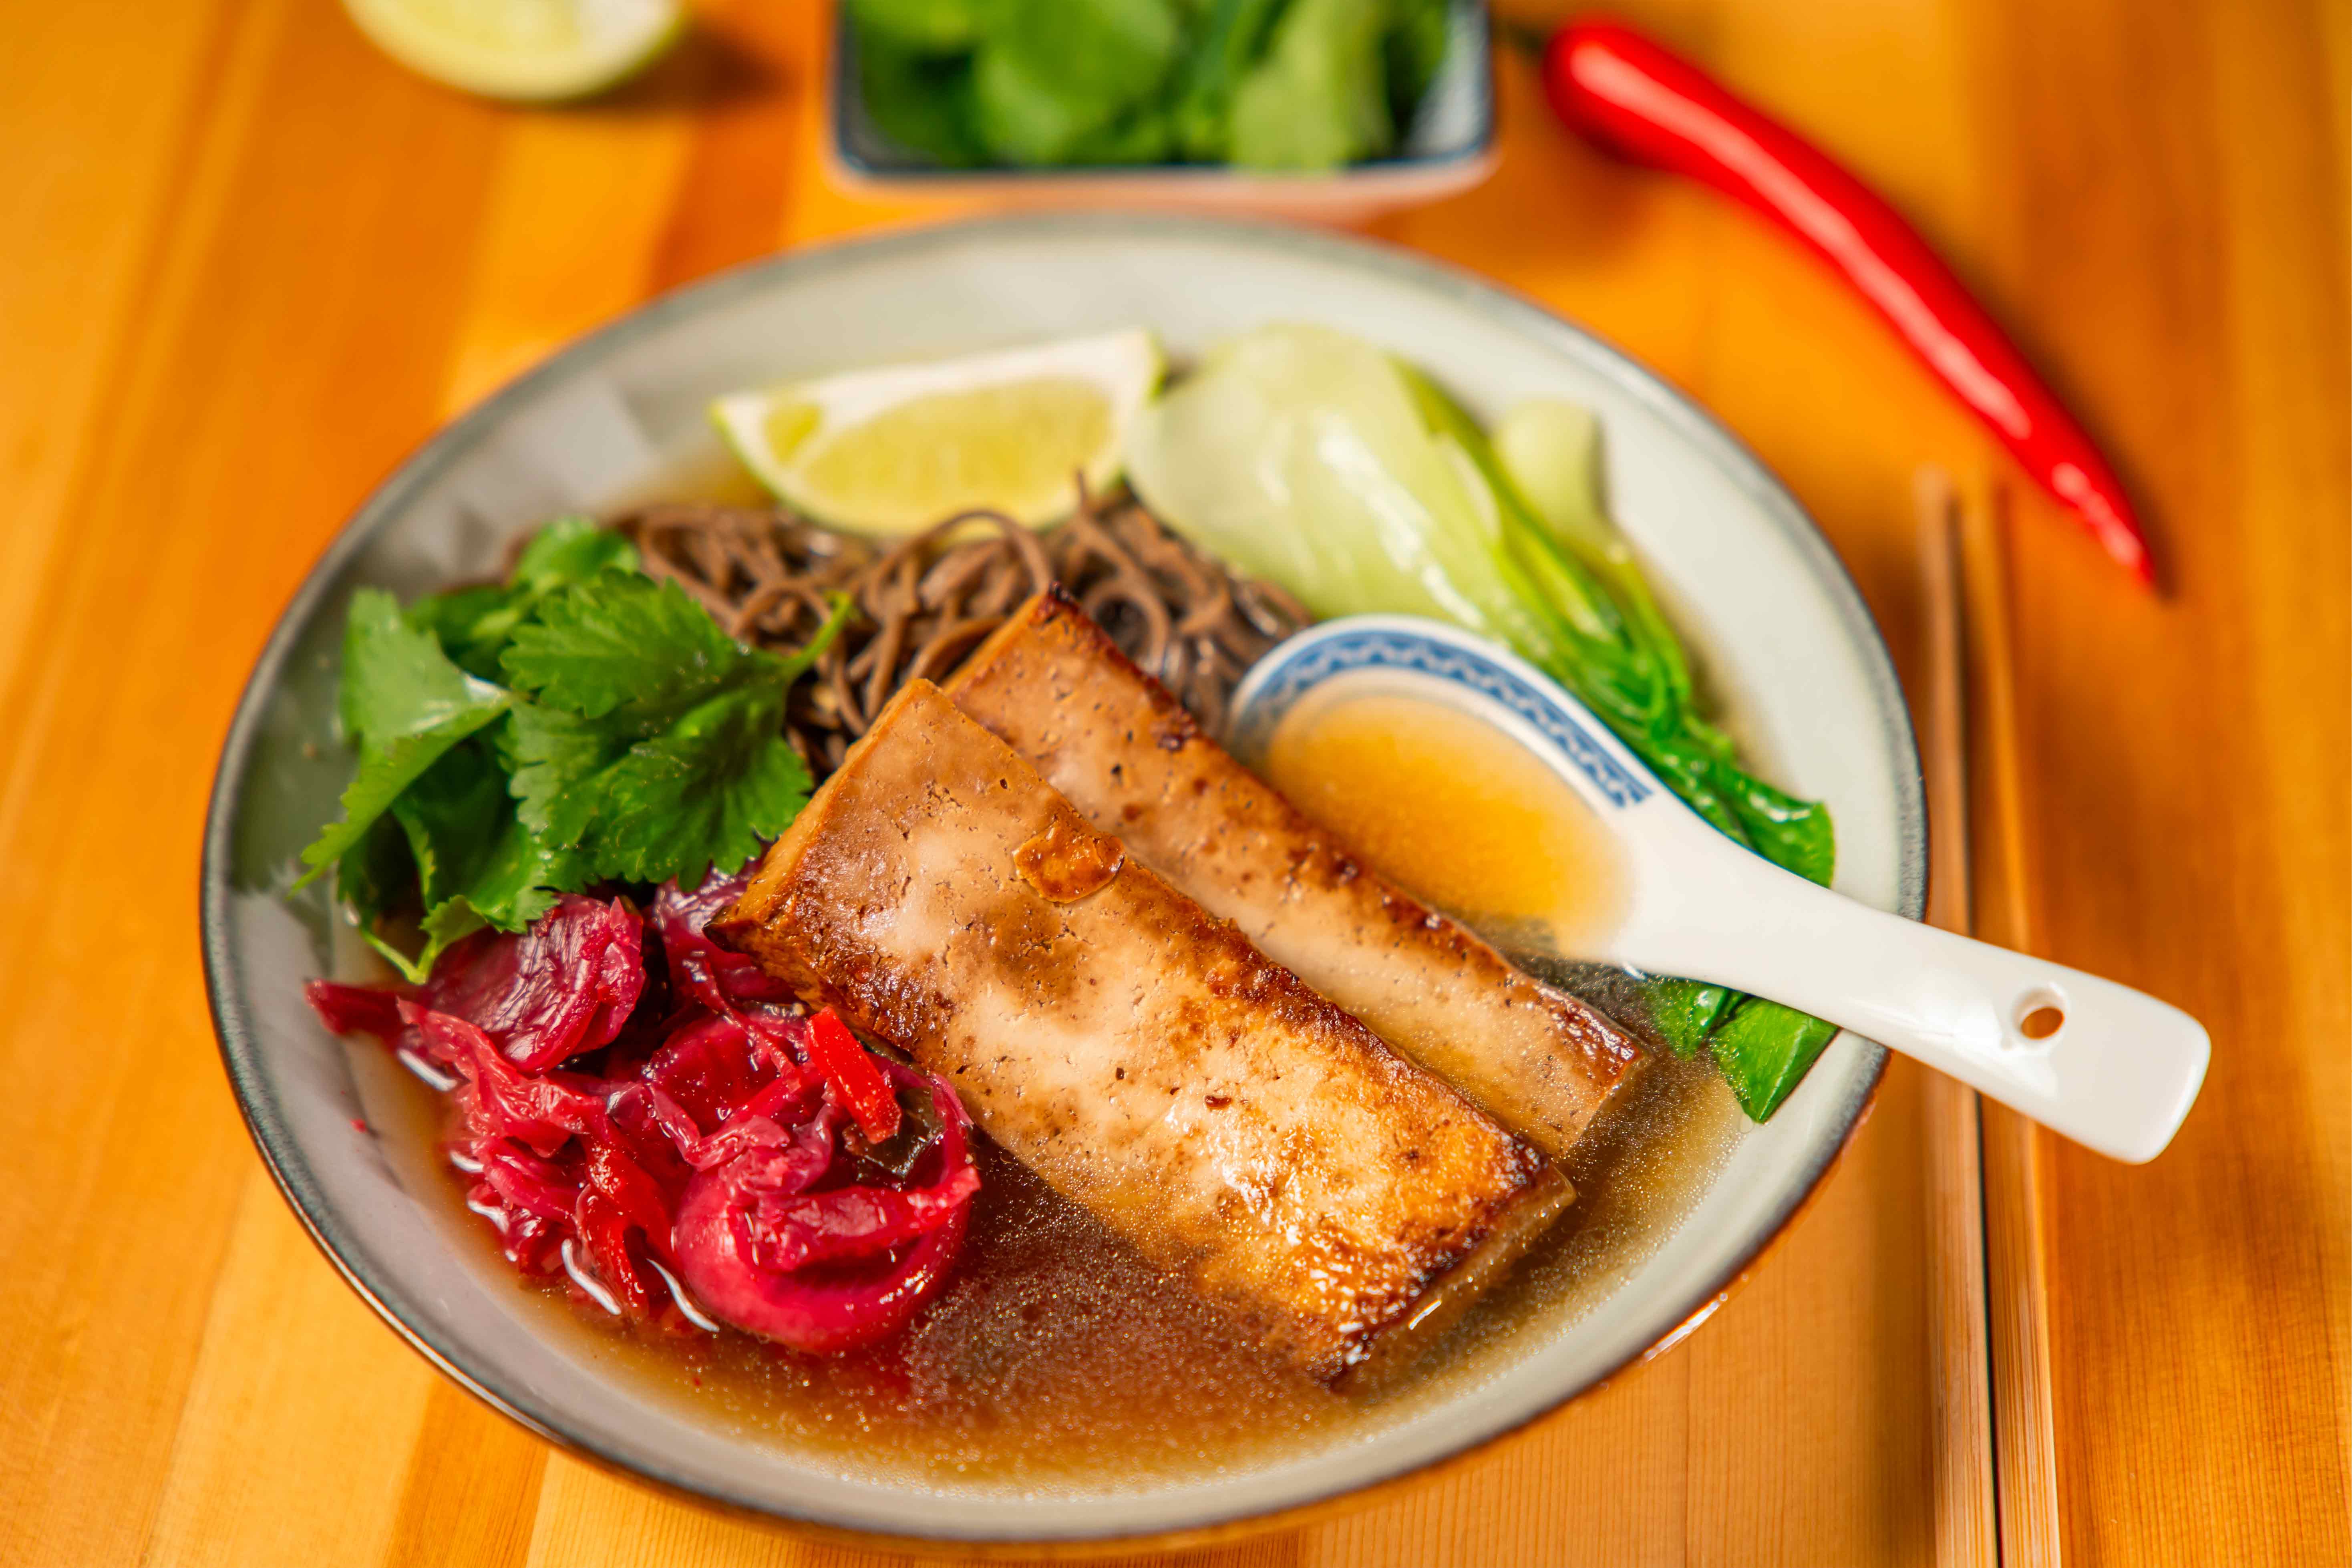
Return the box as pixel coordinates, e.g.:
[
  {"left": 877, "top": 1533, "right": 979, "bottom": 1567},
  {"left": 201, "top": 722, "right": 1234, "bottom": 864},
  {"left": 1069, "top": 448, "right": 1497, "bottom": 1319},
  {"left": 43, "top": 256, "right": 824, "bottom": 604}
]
[{"left": 199, "top": 209, "right": 1924, "bottom": 1548}]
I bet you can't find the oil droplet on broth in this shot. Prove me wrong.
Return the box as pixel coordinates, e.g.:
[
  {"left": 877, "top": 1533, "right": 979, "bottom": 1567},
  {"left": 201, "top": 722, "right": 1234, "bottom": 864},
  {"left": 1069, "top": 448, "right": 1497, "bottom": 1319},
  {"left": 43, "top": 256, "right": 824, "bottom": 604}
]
[{"left": 1260, "top": 686, "right": 1630, "bottom": 954}]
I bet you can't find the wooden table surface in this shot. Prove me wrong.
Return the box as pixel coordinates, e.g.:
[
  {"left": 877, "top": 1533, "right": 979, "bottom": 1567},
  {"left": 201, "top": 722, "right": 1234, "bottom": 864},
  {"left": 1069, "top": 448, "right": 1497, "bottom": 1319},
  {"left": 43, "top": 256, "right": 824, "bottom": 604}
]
[{"left": 2, "top": 2, "right": 2342, "bottom": 1564}]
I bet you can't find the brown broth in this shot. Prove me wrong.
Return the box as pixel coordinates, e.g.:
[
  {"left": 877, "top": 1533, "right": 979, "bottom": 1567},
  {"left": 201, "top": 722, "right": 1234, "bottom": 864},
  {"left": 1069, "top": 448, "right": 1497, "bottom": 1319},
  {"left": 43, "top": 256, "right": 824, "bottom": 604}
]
[
  {"left": 358, "top": 1018, "right": 1737, "bottom": 1490},
  {"left": 347, "top": 537, "right": 1747, "bottom": 1493}
]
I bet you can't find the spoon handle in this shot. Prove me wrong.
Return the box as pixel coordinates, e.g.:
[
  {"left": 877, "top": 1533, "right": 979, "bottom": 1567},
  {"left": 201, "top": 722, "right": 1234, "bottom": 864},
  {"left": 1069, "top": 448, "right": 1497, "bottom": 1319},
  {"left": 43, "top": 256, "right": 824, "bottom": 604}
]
[
  {"left": 1620, "top": 846, "right": 2209, "bottom": 1163},
  {"left": 1224, "top": 614, "right": 2210, "bottom": 1163}
]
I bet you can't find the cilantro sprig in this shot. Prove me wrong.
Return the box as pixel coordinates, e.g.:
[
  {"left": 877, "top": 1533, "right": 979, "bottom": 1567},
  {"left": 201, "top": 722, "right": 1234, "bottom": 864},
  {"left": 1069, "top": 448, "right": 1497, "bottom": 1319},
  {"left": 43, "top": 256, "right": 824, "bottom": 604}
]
[{"left": 295, "top": 518, "right": 849, "bottom": 981}]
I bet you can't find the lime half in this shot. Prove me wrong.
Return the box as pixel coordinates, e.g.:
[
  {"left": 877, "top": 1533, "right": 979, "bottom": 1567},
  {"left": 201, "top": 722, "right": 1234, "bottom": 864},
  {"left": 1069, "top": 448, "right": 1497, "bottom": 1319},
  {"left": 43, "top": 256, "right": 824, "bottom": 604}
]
[
  {"left": 343, "top": 0, "right": 683, "bottom": 103},
  {"left": 711, "top": 330, "right": 1165, "bottom": 536}
]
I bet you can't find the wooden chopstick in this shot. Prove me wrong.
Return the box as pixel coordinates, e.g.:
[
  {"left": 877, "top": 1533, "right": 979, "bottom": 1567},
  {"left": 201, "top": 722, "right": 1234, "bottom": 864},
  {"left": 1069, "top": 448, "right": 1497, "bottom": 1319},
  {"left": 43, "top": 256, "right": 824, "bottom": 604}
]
[
  {"left": 1917, "top": 466, "right": 1998, "bottom": 1567},
  {"left": 1956, "top": 479, "right": 2067, "bottom": 1568}
]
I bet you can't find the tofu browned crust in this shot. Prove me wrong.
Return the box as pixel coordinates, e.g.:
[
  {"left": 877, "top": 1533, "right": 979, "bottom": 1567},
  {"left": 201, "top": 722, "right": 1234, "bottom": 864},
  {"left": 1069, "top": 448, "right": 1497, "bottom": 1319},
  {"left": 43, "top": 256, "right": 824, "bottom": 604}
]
[
  {"left": 945, "top": 588, "right": 1641, "bottom": 1160},
  {"left": 715, "top": 681, "right": 1567, "bottom": 1385}
]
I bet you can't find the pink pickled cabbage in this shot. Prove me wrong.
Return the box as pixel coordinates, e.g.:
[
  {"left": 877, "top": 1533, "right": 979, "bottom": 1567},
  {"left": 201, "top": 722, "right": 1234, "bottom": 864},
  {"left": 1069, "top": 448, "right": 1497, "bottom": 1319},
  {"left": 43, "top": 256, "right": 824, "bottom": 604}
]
[
  {"left": 653, "top": 869, "right": 794, "bottom": 1012},
  {"left": 674, "top": 1069, "right": 979, "bottom": 1354},
  {"left": 425, "top": 894, "right": 645, "bottom": 1069},
  {"left": 306, "top": 865, "right": 978, "bottom": 1345}
]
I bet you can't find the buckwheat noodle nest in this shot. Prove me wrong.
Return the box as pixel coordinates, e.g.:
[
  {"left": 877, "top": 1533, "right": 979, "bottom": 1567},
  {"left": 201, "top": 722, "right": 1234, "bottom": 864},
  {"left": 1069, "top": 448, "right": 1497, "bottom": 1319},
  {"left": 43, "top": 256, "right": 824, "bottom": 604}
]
[{"left": 616, "top": 492, "right": 1311, "bottom": 779}]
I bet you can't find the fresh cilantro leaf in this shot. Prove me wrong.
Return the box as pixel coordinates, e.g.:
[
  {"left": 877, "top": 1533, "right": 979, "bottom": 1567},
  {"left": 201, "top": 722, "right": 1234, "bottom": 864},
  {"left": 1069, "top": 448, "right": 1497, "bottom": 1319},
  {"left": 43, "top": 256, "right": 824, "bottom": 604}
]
[
  {"left": 305, "top": 531, "right": 846, "bottom": 947},
  {"left": 503, "top": 700, "right": 638, "bottom": 847},
  {"left": 335, "top": 813, "right": 415, "bottom": 926},
  {"left": 360, "top": 927, "right": 443, "bottom": 986},
  {"left": 392, "top": 734, "right": 513, "bottom": 912},
  {"left": 579, "top": 681, "right": 811, "bottom": 886},
  {"left": 405, "top": 517, "right": 640, "bottom": 680},
  {"left": 397, "top": 906, "right": 486, "bottom": 983},
  {"left": 447, "top": 811, "right": 580, "bottom": 933},
  {"left": 335, "top": 587, "right": 513, "bottom": 746},
  {"left": 403, "top": 810, "right": 583, "bottom": 978},
  {"left": 405, "top": 584, "right": 517, "bottom": 680},
  {"left": 501, "top": 574, "right": 750, "bottom": 725},
  {"left": 394, "top": 729, "right": 583, "bottom": 934},
  {"left": 297, "top": 590, "right": 512, "bottom": 888},
  {"left": 503, "top": 591, "right": 851, "bottom": 879},
  {"left": 510, "top": 513, "right": 639, "bottom": 591},
  {"left": 368, "top": 731, "right": 584, "bottom": 981}
]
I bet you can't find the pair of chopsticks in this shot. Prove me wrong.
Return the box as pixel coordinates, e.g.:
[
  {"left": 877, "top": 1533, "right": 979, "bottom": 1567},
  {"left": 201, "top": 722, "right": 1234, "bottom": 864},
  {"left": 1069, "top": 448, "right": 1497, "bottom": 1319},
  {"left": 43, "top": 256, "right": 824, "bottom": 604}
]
[{"left": 1916, "top": 470, "right": 2062, "bottom": 1568}]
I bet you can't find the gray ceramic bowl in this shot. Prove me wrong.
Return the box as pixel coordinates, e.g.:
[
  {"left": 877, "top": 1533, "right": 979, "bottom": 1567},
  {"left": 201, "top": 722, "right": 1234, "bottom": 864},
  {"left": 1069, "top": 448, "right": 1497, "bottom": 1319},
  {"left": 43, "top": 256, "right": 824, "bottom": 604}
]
[{"left": 202, "top": 213, "right": 1923, "bottom": 1548}]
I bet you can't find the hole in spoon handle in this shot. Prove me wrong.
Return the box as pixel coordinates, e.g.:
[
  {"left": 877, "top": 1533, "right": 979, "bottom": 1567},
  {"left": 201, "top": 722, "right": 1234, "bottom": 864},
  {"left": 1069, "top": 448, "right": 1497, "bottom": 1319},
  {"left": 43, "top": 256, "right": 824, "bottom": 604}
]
[{"left": 2011, "top": 989, "right": 2067, "bottom": 1046}]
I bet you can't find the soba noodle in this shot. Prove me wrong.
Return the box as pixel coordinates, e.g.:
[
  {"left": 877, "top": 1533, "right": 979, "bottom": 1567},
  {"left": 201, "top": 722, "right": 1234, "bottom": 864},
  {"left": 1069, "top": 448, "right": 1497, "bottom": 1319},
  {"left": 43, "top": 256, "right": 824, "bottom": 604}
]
[{"left": 617, "top": 493, "right": 1309, "bottom": 777}]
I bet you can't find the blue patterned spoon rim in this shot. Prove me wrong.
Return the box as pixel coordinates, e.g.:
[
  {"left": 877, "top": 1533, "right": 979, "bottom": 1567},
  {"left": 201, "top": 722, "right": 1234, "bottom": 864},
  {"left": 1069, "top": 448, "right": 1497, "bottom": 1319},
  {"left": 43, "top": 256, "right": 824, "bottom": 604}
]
[{"left": 1226, "top": 615, "right": 1656, "bottom": 811}]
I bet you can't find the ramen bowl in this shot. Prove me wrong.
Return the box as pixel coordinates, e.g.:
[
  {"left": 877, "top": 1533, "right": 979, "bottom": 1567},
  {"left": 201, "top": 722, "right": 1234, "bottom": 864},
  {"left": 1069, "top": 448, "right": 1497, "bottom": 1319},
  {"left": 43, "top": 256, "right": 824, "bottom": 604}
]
[{"left": 202, "top": 212, "right": 1922, "bottom": 1548}]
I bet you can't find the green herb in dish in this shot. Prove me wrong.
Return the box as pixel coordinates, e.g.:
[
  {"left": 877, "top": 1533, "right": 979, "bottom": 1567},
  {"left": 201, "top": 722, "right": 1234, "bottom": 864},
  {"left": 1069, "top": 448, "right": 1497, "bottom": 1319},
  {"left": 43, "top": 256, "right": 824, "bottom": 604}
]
[
  {"left": 968, "top": 0, "right": 1187, "bottom": 165},
  {"left": 847, "top": 0, "right": 1453, "bottom": 172},
  {"left": 1226, "top": 0, "right": 1396, "bottom": 170},
  {"left": 296, "top": 521, "right": 849, "bottom": 980},
  {"left": 856, "top": 38, "right": 987, "bottom": 168},
  {"left": 1125, "top": 323, "right": 1841, "bottom": 1120}
]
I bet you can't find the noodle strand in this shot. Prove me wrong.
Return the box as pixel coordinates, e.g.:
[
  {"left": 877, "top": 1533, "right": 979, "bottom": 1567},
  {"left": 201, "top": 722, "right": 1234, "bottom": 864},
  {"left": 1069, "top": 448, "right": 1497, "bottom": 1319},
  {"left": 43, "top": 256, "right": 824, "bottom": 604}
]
[{"left": 617, "top": 491, "right": 1307, "bottom": 783}]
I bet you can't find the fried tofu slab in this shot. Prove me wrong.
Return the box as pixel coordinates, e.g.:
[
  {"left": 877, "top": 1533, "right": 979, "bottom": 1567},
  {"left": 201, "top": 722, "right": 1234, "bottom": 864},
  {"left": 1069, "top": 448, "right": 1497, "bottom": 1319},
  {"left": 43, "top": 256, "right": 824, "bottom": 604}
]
[
  {"left": 716, "top": 681, "right": 1567, "bottom": 1385},
  {"left": 946, "top": 588, "right": 1641, "bottom": 1160}
]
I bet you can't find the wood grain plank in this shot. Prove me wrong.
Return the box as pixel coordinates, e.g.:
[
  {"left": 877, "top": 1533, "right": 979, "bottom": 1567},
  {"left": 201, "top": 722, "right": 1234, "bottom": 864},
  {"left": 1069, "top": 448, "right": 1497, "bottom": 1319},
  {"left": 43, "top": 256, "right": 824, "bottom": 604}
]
[
  {"left": 138, "top": 1173, "right": 439, "bottom": 1568},
  {"left": 1681, "top": 1079, "right": 1936, "bottom": 1568},
  {"left": 2207, "top": 3, "right": 2352, "bottom": 1542},
  {"left": 1297, "top": 1359, "right": 1688, "bottom": 1568},
  {"left": 0, "top": 0, "right": 234, "bottom": 717},
  {"left": 0, "top": 3, "right": 505, "bottom": 1564},
  {"left": 526, "top": 1458, "right": 801, "bottom": 1568},
  {"left": 1964, "top": 0, "right": 2352, "bottom": 1561},
  {"left": 437, "top": 83, "right": 699, "bottom": 415},
  {"left": 378, "top": 1382, "right": 549, "bottom": 1568},
  {"left": 648, "top": 0, "right": 812, "bottom": 291},
  {"left": 523, "top": 1458, "right": 1309, "bottom": 1568}
]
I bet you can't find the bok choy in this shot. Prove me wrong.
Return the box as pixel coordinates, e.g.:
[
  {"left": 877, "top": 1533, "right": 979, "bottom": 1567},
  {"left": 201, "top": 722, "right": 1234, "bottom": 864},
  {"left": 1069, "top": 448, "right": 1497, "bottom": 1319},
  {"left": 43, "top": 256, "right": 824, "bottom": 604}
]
[{"left": 1125, "top": 324, "right": 1839, "bottom": 1120}]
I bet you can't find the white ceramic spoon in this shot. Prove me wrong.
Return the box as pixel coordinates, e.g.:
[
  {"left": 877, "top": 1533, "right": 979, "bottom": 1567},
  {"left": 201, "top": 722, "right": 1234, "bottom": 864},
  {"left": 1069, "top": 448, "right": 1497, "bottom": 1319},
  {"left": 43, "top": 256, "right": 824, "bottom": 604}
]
[{"left": 1227, "top": 616, "right": 2209, "bottom": 1163}]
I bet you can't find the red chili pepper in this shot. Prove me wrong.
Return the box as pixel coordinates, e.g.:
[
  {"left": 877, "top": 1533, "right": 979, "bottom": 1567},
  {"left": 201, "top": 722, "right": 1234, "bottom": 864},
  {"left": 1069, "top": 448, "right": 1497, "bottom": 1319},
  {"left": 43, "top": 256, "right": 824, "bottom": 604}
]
[
  {"left": 806, "top": 1006, "right": 901, "bottom": 1144},
  {"left": 1541, "top": 18, "right": 2155, "bottom": 587}
]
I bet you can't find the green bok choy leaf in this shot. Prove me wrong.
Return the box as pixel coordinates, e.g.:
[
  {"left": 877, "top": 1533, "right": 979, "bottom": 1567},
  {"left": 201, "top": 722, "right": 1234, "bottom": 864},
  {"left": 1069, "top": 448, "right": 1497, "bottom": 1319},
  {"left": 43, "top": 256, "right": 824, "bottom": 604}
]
[{"left": 1126, "top": 323, "right": 1839, "bottom": 1119}]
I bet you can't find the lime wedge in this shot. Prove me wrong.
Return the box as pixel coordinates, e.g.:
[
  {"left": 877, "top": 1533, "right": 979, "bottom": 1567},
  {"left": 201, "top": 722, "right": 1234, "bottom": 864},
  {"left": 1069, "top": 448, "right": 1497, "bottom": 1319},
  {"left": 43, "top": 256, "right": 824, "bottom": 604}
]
[
  {"left": 343, "top": 0, "right": 683, "bottom": 103},
  {"left": 711, "top": 330, "right": 1165, "bottom": 535}
]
